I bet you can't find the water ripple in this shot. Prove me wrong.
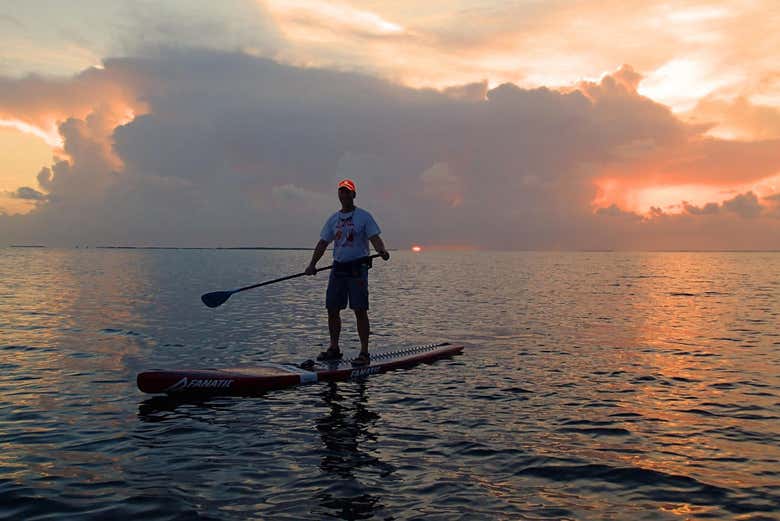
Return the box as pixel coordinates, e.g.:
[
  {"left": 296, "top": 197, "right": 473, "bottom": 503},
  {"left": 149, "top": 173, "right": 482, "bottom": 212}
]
[{"left": 0, "top": 249, "right": 779, "bottom": 519}]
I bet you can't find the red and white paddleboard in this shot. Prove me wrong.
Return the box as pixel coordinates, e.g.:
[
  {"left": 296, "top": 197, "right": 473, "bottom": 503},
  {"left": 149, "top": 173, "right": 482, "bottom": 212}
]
[{"left": 137, "top": 342, "right": 463, "bottom": 396}]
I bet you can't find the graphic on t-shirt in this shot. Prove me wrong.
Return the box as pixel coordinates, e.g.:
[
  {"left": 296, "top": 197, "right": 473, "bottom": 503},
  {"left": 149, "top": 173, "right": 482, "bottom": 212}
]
[
  {"left": 335, "top": 215, "right": 354, "bottom": 247},
  {"left": 320, "top": 207, "right": 380, "bottom": 263}
]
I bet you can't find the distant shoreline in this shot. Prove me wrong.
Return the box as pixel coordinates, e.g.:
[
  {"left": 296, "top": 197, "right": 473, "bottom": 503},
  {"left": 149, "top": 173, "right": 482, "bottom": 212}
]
[
  {"left": 95, "top": 246, "right": 312, "bottom": 250},
  {"left": 9, "top": 245, "right": 311, "bottom": 250}
]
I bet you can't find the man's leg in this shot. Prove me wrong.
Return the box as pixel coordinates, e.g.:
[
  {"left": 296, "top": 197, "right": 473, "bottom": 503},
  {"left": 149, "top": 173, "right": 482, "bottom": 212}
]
[
  {"left": 326, "top": 270, "right": 347, "bottom": 354},
  {"left": 328, "top": 307, "right": 341, "bottom": 350},
  {"left": 354, "top": 309, "right": 369, "bottom": 353}
]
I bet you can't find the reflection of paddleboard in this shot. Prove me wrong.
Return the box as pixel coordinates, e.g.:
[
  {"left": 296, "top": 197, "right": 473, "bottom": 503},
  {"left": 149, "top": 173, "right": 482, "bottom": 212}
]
[{"left": 137, "top": 342, "right": 464, "bottom": 396}]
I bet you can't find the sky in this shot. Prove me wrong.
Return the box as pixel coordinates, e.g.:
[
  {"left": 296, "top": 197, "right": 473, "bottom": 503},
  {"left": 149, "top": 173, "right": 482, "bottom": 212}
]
[{"left": 1, "top": 0, "right": 780, "bottom": 250}]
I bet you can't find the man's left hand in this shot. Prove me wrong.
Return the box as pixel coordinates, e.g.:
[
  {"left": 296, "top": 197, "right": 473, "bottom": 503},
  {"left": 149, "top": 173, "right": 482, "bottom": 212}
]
[{"left": 379, "top": 250, "right": 390, "bottom": 261}]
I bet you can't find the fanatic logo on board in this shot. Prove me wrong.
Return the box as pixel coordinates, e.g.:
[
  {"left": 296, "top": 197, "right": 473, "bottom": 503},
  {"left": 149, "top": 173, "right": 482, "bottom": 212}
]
[
  {"left": 165, "top": 377, "right": 234, "bottom": 392},
  {"left": 350, "top": 366, "right": 380, "bottom": 379}
]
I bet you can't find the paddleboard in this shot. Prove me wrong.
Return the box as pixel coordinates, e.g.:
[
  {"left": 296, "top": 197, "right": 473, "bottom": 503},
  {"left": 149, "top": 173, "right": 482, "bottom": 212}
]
[{"left": 137, "top": 342, "right": 463, "bottom": 396}]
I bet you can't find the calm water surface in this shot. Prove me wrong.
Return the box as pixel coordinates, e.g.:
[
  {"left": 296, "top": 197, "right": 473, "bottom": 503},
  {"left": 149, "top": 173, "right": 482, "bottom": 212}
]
[{"left": 0, "top": 249, "right": 778, "bottom": 520}]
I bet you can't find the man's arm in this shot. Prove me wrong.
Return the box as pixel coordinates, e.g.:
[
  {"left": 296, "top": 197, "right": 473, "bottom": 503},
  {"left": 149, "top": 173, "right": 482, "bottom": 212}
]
[
  {"left": 369, "top": 235, "right": 390, "bottom": 260},
  {"left": 305, "top": 239, "right": 329, "bottom": 275}
]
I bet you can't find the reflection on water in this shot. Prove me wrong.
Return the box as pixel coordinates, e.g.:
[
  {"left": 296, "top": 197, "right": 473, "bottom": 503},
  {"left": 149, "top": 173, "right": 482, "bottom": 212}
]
[
  {"left": 315, "top": 382, "right": 389, "bottom": 520},
  {"left": 1, "top": 249, "right": 779, "bottom": 519}
]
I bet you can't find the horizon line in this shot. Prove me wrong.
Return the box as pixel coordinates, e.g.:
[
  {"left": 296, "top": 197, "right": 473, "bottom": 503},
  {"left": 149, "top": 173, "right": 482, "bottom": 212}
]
[{"left": 6, "top": 245, "right": 780, "bottom": 253}]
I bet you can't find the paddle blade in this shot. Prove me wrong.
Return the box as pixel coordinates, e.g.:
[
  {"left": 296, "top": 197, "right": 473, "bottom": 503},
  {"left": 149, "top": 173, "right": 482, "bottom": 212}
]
[{"left": 201, "top": 290, "right": 234, "bottom": 308}]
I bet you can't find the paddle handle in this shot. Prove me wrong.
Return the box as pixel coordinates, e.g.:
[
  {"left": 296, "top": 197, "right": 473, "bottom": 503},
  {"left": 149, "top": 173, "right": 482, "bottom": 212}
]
[{"left": 232, "top": 253, "right": 382, "bottom": 294}]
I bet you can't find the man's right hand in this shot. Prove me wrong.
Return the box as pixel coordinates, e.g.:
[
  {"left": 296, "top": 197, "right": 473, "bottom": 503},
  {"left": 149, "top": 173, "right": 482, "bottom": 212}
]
[{"left": 305, "top": 263, "right": 317, "bottom": 276}]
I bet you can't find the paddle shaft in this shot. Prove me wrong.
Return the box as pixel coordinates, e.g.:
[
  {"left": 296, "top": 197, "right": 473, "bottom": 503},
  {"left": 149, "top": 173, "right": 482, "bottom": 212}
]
[{"left": 231, "top": 253, "right": 382, "bottom": 295}]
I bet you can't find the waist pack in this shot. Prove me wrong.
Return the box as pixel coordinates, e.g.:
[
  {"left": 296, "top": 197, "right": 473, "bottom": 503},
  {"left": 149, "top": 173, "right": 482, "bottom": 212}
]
[{"left": 333, "top": 256, "right": 372, "bottom": 276}]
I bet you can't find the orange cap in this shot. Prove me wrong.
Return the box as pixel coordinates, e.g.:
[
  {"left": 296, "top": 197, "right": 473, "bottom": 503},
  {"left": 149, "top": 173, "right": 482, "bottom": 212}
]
[{"left": 338, "top": 179, "right": 356, "bottom": 192}]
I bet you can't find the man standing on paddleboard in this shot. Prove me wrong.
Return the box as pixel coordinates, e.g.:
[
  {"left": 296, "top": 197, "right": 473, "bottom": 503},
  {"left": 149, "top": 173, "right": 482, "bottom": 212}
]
[{"left": 305, "top": 179, "right": 390, "bottom": 366}]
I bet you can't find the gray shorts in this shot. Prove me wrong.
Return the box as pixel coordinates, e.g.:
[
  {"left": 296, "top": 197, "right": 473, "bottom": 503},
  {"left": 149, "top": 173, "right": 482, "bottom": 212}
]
[{"left": 326, "top": 266, "right": 369, "bottom": 310}]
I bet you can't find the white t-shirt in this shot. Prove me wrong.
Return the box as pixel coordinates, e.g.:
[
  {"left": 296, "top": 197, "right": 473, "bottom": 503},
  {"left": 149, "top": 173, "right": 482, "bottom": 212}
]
[{"left": 320, "top": 207, "right": 381, "bottom": 262}]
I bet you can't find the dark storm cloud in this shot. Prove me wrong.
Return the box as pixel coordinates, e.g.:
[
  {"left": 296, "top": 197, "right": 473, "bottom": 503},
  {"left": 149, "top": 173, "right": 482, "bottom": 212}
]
[{"left": 1, "top": 51, "right": 780, "bottom": 249}]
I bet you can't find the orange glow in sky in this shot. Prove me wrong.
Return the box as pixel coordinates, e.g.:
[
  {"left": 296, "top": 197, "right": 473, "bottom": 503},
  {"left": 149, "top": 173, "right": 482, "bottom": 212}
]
[
  {"left": 594, "top": 172, "right": 780, "bottom": 215},
  {"left": 0, "top": 119, "right": 63, "bottom": 148},
  {"left": 594, "top": 178, "right": 731, "bottom": 213},
  {"left": 411, "top": 245, "right": 422, "bottom": 252}
]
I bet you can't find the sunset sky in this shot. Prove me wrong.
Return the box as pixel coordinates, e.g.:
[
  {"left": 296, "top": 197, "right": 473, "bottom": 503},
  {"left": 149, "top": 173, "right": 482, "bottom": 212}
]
[{"left": 1, "top": 0, "right": 779, "bottom": 249}]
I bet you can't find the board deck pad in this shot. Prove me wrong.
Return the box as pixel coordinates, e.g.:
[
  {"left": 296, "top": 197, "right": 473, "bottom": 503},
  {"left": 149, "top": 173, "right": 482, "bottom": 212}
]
[{"left": 137, "top": 342, "right": 463, "bottom": 396}]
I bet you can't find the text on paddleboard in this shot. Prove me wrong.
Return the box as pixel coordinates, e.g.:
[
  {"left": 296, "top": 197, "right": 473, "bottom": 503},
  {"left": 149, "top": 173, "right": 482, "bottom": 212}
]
[{"left": 165, "top": 377, "right": 234, "bottom": 391}]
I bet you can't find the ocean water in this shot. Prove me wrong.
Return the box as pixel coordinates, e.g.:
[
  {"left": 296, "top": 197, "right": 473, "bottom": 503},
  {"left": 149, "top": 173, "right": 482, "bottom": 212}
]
[{"left": 0, "top": 248, "right": 778, "bottom": 520}]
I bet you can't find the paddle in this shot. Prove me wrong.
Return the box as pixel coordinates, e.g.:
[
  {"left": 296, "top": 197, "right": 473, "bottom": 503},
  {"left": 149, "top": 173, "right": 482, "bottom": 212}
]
[{"left": 201, "top": 253, "right": 382, "bottom": 308}]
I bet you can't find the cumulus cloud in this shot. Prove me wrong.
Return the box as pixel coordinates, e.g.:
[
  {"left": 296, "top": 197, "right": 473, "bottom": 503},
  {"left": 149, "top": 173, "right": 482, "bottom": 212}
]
[
  {"left": 442, "top": 81, "right": 489, "bottom": 101},
  {"left": 690, "top": 96, "right": 780, "bottom": 140},
  {"left": 420, "top": 163, "right": 462, "bottom": 207},
  {"left": 1, "top": 50, "right": 780, "bottom": 249},
  {"left": 681, "top": 191, "right": 777, "bottom": 219},
  {"left": 271, "top": 183, "right": 332, "bottom": 213},
  {"left": 722, "top": 191, "right": 763, "bottom": 218},
  {"left": 595, "top": 204, "right": 642, "bottom": 220},
  {"left": 7, "top": 186, "right": 47, "bottom": 201},
  {"left": 683, "top": 201, "right": 720, "bottom": 215},
  {"left": 0, "top": 63, "right": 148, "bottom": 138}
]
